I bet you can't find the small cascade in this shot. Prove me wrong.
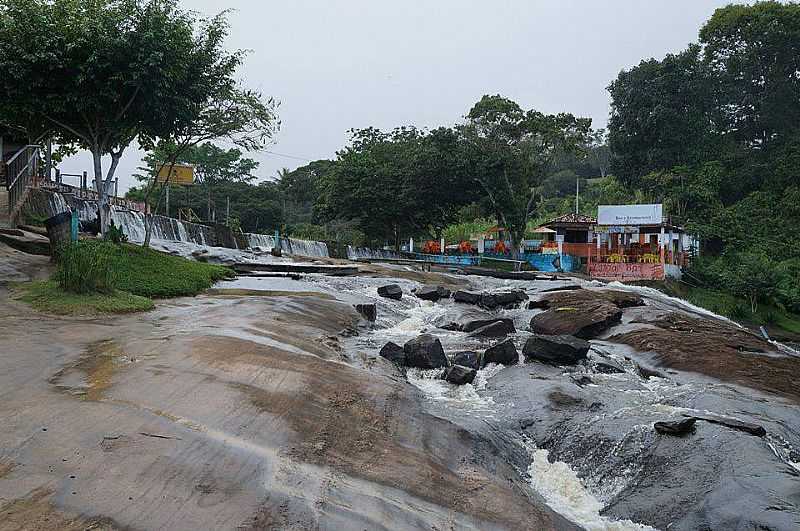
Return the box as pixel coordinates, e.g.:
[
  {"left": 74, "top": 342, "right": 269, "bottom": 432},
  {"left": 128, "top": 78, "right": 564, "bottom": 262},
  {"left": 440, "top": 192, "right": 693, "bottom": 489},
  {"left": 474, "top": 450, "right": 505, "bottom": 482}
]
[
  {"left": 244, "top": 233, "right": 329, "bottom": 258},
  {"left": 347, "top": 246, "right": 400, "bottom": 260}
]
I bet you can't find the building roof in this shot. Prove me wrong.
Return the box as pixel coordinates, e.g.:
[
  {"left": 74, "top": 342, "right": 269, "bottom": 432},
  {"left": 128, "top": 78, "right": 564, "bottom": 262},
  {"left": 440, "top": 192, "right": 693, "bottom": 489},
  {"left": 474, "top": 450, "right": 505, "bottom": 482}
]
[{"left": 545, "top": 213, "right": 597, "bottom": 225}]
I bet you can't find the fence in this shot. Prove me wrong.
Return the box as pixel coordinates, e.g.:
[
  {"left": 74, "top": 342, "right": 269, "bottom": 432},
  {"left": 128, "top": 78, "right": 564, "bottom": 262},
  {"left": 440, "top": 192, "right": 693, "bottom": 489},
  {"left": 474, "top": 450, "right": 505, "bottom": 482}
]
[{"left": 5, "top": 145, "right": 40, "bottom": 221}]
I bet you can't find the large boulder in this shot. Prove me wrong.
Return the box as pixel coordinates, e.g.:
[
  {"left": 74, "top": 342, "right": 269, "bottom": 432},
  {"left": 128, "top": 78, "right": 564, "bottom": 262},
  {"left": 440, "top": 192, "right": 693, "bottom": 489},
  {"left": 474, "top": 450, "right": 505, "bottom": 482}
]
[
  {"left": 443, "top": 365, "right": 477, "bottom": 385},
  {"left": 379, "top": 342, "right": 406, "bottom": 366},
  {"left": 654, "top": 418, "right": 696, "bottom": 436},
  {"left": 433, "top": 308, "right": 494, "bottom": 332},
  {"left": 354, "top": 303, "right": 377, "bottom": 322},
  {"left": 453, "top": 290, "right": 481, "bottom": 305},
  {"left": 530, "top": 301, "right": 622, "bottom": 339},
  {"left": 523, "top": 335, "right": 590, "bottom": 365},
  {"left": 482, "top": 339, "right": 519, "bottom": 367},
  {"left": 377, "top": 284, "right": 403, "bottom": 300},
  {"left": 451, "top": 351, "right": 480, "bottom": 370},
  {"left": 415, "top": 285, "right": 451, "bottom": 302},
  {"left": 468, "top": 320, "right": 516, "bottom": 338},
  {"left": 403, "top": 334, "right": 449, "bottom": 369},
  {"left": 479, "top": 290, "right": 528, "bottom": 310},
  {"left": 462, "top": 317, "right": 515, "bottom": 333}
]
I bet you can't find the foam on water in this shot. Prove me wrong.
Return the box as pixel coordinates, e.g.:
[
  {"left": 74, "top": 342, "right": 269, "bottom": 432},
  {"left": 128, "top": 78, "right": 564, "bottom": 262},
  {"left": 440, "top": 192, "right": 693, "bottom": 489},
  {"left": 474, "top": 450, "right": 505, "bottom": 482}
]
[
  {"left": 526, "top": 448, "right": 657, "bottom": 531},
  {"left": 605, "top": 281, "right": 739, "bottom": 326},
  {"left": 405, "top": 363, "right": 505, "bottom": 414}
]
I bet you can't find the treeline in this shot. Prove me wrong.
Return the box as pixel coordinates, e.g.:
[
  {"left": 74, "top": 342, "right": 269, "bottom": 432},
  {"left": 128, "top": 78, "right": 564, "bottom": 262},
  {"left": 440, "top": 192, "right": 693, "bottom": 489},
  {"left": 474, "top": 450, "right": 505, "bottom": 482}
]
[{"left": 606, "top": 1, "right": 800, "bottom": 312}]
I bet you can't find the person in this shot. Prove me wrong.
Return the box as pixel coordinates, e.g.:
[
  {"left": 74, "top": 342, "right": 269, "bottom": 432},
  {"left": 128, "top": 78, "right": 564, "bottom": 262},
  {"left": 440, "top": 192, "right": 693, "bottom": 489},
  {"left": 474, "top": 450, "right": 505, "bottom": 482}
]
[{"left": 551, "top": 254, "right": 563, "bottom": 272}]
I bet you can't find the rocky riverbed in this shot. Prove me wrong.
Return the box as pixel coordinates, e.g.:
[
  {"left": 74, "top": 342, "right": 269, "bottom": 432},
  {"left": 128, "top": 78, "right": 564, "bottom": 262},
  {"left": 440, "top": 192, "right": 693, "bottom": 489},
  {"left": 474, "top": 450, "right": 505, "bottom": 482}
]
[{"left": 1, "top": 254, "right": 799, "bottom": 530}]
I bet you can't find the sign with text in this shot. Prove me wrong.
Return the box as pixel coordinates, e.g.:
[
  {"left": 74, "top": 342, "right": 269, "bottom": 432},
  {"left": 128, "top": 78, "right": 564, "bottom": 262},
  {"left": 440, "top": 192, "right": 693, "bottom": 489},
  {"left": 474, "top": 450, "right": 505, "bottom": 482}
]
[
  {"left": 597, "top": 204, "right": 662, "bottom": 226},
  {"left": 156, "top": 164, "right": 194, "bottom": 185}
]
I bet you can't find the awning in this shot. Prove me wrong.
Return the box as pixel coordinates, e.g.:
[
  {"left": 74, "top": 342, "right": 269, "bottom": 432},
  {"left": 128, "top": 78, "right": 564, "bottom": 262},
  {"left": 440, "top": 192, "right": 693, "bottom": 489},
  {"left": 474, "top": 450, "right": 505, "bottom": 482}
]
[{"left": 532, "top": 227, "right": 556, "bottom": 234}]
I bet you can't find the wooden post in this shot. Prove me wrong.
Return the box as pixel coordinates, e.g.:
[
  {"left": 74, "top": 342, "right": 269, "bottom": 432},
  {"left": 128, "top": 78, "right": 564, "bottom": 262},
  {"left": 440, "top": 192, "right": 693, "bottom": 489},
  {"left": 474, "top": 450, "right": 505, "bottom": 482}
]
[
  {"left": 82, "top": 171, "right": 87, "bottom": 192},
  {"left": 114, "top": 177, "right": 119, "bottom": 198}
]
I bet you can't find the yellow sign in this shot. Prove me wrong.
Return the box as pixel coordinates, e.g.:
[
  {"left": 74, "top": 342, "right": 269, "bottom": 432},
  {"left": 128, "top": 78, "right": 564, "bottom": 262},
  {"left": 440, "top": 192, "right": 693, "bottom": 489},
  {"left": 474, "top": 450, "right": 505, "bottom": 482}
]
[{"left": 156, "top": 164, "right": 194, "bottom": 185}]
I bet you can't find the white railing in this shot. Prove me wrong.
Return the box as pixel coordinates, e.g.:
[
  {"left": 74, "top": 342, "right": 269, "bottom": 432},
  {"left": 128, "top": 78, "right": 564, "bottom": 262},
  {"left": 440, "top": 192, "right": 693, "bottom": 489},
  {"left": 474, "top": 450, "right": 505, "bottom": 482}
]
[{"left": 5, "top": 145, "right": 40, "bottom": 220}]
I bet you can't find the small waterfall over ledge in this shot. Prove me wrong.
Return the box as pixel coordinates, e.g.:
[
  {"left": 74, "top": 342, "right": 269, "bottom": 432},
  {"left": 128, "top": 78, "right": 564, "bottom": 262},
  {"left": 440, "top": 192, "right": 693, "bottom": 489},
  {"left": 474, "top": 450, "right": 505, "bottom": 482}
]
[{"left": 33, "top": 189, "right": 328, "bottom": 258}]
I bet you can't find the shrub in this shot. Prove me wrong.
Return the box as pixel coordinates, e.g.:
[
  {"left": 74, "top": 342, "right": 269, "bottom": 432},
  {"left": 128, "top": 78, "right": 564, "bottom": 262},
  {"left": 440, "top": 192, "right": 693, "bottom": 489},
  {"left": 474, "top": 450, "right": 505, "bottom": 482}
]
[
  {"left": 56, "top": 242, "right": 116, "bottom": 294},
  {"left": 727, "top": 303, "right": 749, "bottom": 320},
  {"left": 104, "top": 221, "right": 128, "bottom": 244}
]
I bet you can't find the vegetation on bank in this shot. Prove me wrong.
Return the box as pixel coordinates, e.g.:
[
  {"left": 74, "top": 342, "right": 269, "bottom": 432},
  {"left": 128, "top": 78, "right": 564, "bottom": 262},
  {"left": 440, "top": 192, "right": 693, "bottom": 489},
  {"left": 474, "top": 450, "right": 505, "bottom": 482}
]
[
  {"left": 660, "top": 281, "right": 800, "bottom": 337},
  {"left": 17, "top": 241, "right": 233, "bottom": 316},
  {"left": 18, "top": 281, "right": 155, "bottom": 316}
]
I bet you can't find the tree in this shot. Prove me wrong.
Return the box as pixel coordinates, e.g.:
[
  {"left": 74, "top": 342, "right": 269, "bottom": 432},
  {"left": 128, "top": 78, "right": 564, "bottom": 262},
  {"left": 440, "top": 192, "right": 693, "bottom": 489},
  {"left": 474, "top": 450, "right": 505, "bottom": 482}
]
[
  {"left": 607, "top": 45, "right": 716, "bottom": 186},
  {"left": 459, "top": 95, "right": 591, "bottom": 258},
  {"left": 724, "top": 251, "right": 778, "bottom": 313},
  {"left": 587, "top": 129, "right": 611, "bottom": 178},
  {"left": 700, "top": 2, "right": 800, "bottom": 152},
  {"left": 0, "top": 0, "right": 258, "bottom": 234}
]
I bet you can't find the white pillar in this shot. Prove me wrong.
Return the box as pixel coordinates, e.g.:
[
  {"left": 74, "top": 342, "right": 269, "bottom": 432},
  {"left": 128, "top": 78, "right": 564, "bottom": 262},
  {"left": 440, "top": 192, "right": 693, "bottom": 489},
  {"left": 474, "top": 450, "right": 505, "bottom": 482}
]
[{"left": 409, "top": 237, "right": 414, "bottom": 253}]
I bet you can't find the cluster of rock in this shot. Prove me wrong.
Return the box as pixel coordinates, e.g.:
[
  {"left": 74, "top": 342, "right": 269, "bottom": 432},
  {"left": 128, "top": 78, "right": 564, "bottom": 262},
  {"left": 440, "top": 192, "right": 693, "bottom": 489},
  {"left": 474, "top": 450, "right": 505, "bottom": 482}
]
[{"left": 379, "top": 334, "right": 520, "bottom": 386}]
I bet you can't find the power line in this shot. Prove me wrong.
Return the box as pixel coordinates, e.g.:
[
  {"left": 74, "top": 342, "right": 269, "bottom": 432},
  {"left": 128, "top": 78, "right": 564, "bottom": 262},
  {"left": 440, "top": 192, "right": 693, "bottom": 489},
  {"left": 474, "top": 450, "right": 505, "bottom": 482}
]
[{"left": 264, "top": 150, "right": 315, "bottom": 162}]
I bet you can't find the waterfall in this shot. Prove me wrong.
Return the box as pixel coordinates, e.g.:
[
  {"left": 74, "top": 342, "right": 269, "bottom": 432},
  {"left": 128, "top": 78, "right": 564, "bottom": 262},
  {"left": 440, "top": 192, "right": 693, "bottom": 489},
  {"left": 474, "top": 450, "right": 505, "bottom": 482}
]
[
  {"left": 34, "top": 189, "right": 328, "bottom": 256},
  {"left": 347, "top": 246, "right": 400, "bottom": 260},
  {"left": 244, "top": 233, "right": 329, "bottom": 258}
]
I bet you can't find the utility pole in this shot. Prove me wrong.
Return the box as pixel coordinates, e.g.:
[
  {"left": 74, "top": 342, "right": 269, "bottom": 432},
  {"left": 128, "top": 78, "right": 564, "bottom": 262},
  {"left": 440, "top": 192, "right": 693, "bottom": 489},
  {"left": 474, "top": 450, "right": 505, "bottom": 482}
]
[
  {"left": 575, "top": 178, "right": 580, "bottom": 214},
  {"left": 165, "top": 183, "right": 170, "bottom": 218},
  {"left": 226, "top": 196, "right": 230, "bottom": 222}
]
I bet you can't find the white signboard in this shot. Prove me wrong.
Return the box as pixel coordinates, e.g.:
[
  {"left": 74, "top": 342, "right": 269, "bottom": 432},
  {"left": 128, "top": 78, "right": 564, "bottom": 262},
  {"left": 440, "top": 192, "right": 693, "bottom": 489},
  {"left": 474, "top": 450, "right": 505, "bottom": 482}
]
[{"left": 597, "top": 204, "right": 663, "bottom": 226}]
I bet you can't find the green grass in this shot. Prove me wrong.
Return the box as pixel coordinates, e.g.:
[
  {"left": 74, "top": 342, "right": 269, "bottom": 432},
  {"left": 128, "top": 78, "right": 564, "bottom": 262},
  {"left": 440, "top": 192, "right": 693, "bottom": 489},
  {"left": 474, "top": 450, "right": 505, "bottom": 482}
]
[
  {"left": 667, "top": 282, "right": 800, "bottom": 335},
  {"left": 17, "top": 280, "right": 155, "bottom": 316},
  {"left": 83, "top": 241, "right": 234, "bottom": 298}
]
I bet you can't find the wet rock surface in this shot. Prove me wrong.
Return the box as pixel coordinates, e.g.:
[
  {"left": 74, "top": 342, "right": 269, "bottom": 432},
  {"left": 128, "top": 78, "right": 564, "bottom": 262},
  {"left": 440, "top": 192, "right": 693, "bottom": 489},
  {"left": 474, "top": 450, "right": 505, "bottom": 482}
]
[
  {"left": 414, "top": 285, "right": 451, "bottom": 301},
  {"left": 468, "top": 319, "right": 516, "bottom": 338},
  {"left": 354, "top": 303, "right": 377, "bottom": 322},
  {"left": 377, "top": 283, "right": 403, "bottom": 300},
  {"left": 654, "top": 418, "right": 696, "bottom": 436},
  {"left": 451, "top": 351, "right": 480, "bottom": 370},
  {"left": 482, "top": 339, "right": 519, "bottom": 367},
  {"left": 403, "top": 334, "right": 449, "bottom": 369},
  {"left": 443, "top": 365, "right": 477, "bottom": 385},
  {"left": 379, "top": 341, "right": 405, "bottom": 365},
  {"left": 523, "top": 335, "right": 590, "bottom": 365}
]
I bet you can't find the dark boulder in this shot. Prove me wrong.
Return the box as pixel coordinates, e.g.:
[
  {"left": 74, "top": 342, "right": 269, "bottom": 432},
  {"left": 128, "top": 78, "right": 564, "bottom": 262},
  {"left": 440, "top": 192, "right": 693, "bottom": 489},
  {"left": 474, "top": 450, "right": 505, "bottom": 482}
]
[
  {"left": 479, "top": 290, "right": 528, "bottom": 310},
  {"left": 451, "top": 351, "right": 480, "bottom": 370},
  {"left": 443, "top": 365, "right": 477, "bottom": 385},
  {"left": 482, "top": 339, "right": 519, "bottom": 367},
  {"left": 377, "top": 284, "right": 403, "bottom": 300},
  {"left": 453, "top": 290, "right": 481, "bottom": 305},
  {"left": 461, "top": 317, "right": 513, "bottom": 333},
  {"left": 379, "top": 342, "right": 406, "bottom": 366},
  {"left": 523, "top": 335, "right": 590, "bottom": 365},
  {"left": 403, "top": 334, "right": 449, "bottom": 369},
  {"left": 654, "top": 418, "right": 696, "bottom": 436},
  {"left": 354, "top": 303, "right": 377, "bottom": 322},
  {"left": 468, "top": 320, "right": 516, "bottom": 338},
  {"left": 415, "top": 285, "right": 451, "bottom": 302},
  {"left": 433, "top": 308, "right": 494, "bottom": 332},
  {"left": 541, "top": 285, "right": 582, "bottom": 292},
  {"left": 528, "top": 299, "right": 550, "bottom": 310}
]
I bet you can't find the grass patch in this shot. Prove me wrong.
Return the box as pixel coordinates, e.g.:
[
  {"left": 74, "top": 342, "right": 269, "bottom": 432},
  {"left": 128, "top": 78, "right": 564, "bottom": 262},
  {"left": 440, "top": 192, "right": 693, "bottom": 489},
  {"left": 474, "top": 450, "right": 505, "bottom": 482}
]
[
  {"left": 17, "top": 281, "right": 154, "bottom": 316},
  {"left": 77, "top": 241, "right": 234, "bottom": 298}
]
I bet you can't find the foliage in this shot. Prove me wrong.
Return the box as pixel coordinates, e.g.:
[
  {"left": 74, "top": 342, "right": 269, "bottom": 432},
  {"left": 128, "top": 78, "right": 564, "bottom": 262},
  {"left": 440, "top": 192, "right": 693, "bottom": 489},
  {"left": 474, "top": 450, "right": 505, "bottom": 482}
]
[
  {"left": 458, "top": 95, "right": 592, "bottom": 256},
  {"left": 104, "top": 222, "right": 129, "bottom": 244},
  {"left": 0, "top": 0, "right": 251, "bottom": 233},
  {"left": 18, "top": 281, "right": 154, "bottom": 315},
  {"left": 607, "top": 2, "right": 800, "bottom": 315},
  {"left": 443, "top": 219, "right": 494, "bottom": 244},
  {"left": 56, "top": 242, "right": 116, "bottom": 294}
]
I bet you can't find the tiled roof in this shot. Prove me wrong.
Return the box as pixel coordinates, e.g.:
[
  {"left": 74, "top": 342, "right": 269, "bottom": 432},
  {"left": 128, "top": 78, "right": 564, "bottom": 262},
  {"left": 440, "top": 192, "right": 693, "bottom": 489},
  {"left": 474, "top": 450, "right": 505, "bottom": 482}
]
[{"left": 546, "top": 213, "right": 597, "bottom": 225}]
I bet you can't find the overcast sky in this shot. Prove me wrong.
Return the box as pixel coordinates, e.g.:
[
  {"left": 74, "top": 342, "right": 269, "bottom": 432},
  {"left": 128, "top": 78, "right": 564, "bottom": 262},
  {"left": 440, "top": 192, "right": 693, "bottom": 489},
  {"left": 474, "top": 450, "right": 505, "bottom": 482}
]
[{"left": 59, "top": 0, "right": 736, "bottom": 193}]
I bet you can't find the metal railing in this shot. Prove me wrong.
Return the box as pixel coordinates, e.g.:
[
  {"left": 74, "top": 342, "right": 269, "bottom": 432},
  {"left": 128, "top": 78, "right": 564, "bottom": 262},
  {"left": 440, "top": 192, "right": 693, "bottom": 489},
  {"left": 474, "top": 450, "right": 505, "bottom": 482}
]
[{"left": 5, "top": 144, "right": 40, "bottom": 220}]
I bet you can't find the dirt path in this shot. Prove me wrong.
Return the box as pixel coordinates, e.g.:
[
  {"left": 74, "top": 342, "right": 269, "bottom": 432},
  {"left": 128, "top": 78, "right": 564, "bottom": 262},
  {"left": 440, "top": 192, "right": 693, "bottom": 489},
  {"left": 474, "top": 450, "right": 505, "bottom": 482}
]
[{"left": 0, "top": 287, "right": 574, "bottom": 530}]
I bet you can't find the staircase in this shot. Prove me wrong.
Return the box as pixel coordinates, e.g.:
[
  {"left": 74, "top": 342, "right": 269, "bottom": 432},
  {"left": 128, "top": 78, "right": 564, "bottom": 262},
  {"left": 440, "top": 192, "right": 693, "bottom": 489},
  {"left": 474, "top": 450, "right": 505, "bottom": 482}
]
[
  {"left": 2, "top": 145, "right": 40, "bottom": 229},
  {"left": 0, "top": 187, "right": 10, "bottom": 229}
]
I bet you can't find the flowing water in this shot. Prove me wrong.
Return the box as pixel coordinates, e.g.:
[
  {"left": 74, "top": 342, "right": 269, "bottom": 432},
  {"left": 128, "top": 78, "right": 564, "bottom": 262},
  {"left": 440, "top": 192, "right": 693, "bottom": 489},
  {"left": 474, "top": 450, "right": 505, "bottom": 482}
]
[{"left": 248, "top": 271, "right": 800, "bottom": 530}]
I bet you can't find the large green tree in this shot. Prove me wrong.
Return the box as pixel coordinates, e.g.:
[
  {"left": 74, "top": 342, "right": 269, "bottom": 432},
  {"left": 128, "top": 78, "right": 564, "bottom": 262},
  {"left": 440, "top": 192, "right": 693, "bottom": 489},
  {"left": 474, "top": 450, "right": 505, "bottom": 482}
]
[
  {"left": 459, "top": 95, "right": 591, "bottom": 258},
  {"left": 0, "top": 0, "right": 247, "bottom": 233}
]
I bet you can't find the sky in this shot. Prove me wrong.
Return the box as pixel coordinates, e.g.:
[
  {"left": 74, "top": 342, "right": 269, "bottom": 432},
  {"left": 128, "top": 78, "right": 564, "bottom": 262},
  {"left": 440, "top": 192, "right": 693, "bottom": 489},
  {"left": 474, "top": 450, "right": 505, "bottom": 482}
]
[{"left": 59, "top": 0, "right": 737, "bottom": 193}]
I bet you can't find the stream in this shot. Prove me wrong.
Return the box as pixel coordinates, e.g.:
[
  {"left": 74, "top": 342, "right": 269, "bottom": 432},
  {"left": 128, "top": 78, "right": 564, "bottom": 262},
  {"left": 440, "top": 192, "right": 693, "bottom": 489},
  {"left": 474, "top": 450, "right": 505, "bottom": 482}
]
[{"left": 221, "top": 268, "right": 800, "bottom": 530}]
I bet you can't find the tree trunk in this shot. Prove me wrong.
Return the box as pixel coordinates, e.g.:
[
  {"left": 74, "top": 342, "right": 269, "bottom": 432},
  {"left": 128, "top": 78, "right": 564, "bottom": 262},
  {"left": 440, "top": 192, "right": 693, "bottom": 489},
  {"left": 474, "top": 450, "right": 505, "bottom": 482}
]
[{"left": 91, "top": 150, "right": 108, "bottom": 235}]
